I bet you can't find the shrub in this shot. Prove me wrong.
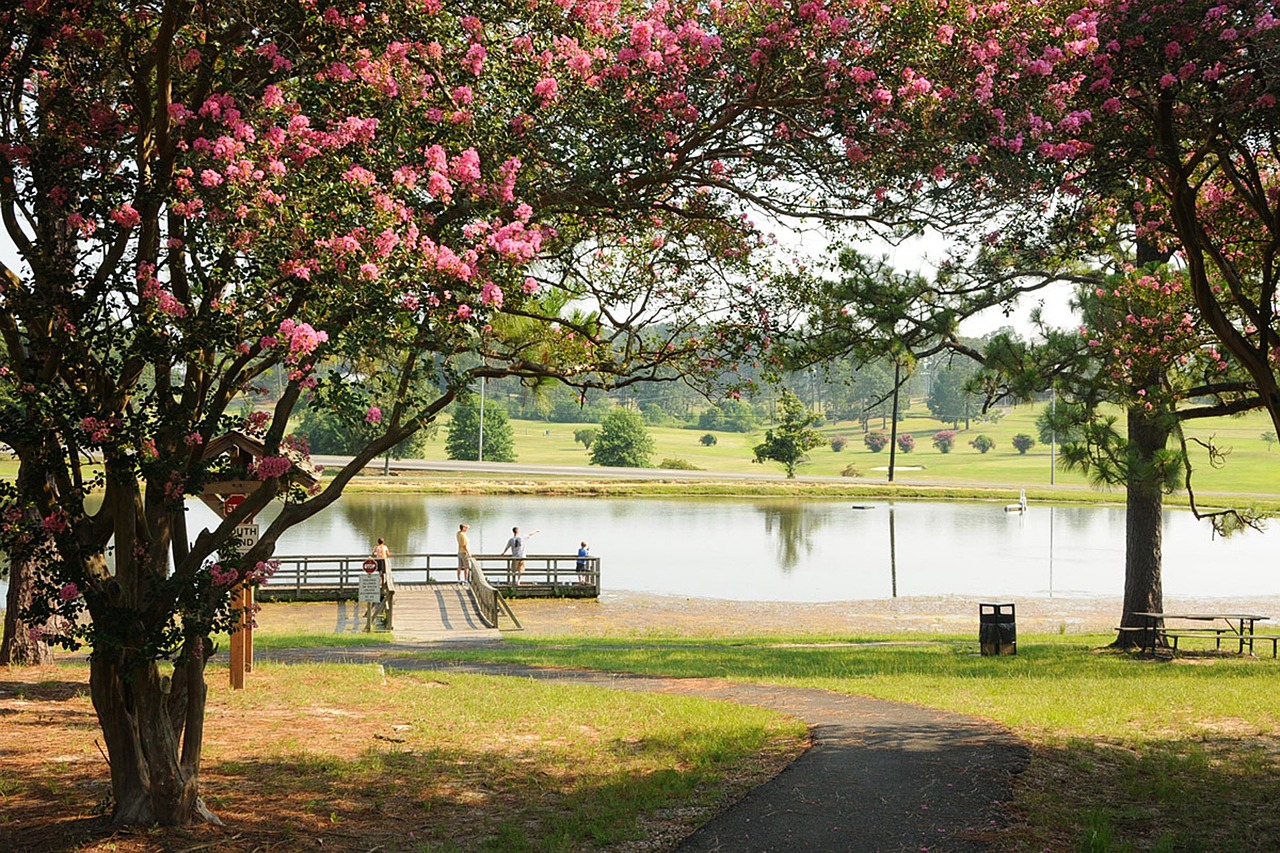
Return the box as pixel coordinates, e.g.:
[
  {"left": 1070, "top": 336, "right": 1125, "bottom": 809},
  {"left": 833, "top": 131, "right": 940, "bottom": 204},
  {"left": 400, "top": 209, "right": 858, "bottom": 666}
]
[
  {"left": 840, "top": 462, "right": 862, "bottom": 477},
  {"left": 658, "top": 458, "right": 702, "bottom": 470},
  {"left": 896, "top": 433, "right": 915, "bottom": 453},
  {"left": 932, "top": 430, "right": 957, "bottom": 453},
  {"left": 830, "top": 435, "right": 848, "bottom": 452},
  {"left": 864, "top": 430, "right": 890, "bottom": 452},
  {"left": 446, "top": 396, "right": 516, "bottom": 462},
  {"left": 1011, "top": 433, "right": 1036, "bottom": 454},
  {"left": 573, "top": 428, "right": 598, "bottom": 449},
  {"left": 970, "top": 434, "right": 996, "bottom": 454},
  {"left": 699, "top": 433, "right": 718, "bottom": 446},
  {"left": 590, "top": 408, "right": 654, "bottom": 468}
]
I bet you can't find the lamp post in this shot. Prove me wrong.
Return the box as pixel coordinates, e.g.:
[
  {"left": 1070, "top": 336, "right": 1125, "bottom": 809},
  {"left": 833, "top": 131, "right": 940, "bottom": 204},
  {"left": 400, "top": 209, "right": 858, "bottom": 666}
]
[
  {"left": 1049, "top": 385, "right": 1056, "bottom": 486},
  {"left": 477, "top": 369, "right": 485, "bottom": 463}
]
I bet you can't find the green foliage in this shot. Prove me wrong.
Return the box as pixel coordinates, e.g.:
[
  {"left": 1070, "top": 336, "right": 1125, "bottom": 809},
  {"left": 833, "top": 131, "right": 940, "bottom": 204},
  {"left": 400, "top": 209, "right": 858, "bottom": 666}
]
[
  {"left": 697, "top": 399, "right": 759, "bottom": 433},
  {"left": 752, "top": 390, "right": 825, "bottom": 478},
  {"left": 926, "top": 365, "right": 978, "bottom": 426},
  {"left": 590, "top": 409, "right": 654, "bottom": 468},
  {"left": 296, "top": 402, "right": 431, "bottom": 458},
  {"left": 658, "top": 458, "right": 702, "bottom": 470},
  {"left": 896, "top": 433, "right": 915, "bottom": 453},
  {"left": 970, "top": 434, "right": 996, "bottom": 454},
  {"left": 1011, "top": 433, "right": 1036, "bottom": 454},
  {"left": 830, "top": 435, "right": 848, "bottom": 452},
  {"left": 932, "top": 430, "right": 956, "bottom": 453},
  {"left": 1264, "top": 432, "right": 1277, "bottom": 451},
  {"left": 548, "top": 391, "right": 612, "bottom": 424},
  {"left": 864, "top": 431, "right": 890, "bottom": 452},
  {"left": 446, "top": 396, "right": 516, "bottom": 463},
  {"left": 574, "top": 428, "right": 599, "bottom": 449},
  {"left": 840, "top": 462, "right": 862, "bottom": 477},
  {"left": 699, "top": 433, "right": 718, "bottom": 446}
]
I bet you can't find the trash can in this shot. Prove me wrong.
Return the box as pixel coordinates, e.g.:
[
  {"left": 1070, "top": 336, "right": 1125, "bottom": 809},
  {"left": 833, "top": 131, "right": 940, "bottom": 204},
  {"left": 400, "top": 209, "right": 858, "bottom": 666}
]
[{"left": 979, "top": 603, "right": 1016, "bottom": 656}]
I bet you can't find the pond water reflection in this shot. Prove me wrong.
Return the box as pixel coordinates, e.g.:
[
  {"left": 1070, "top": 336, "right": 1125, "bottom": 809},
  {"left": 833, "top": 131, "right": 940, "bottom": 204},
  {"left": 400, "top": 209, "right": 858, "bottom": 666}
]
[{"left": 176, "top": 494, "right": 1276, "bottom": 603}]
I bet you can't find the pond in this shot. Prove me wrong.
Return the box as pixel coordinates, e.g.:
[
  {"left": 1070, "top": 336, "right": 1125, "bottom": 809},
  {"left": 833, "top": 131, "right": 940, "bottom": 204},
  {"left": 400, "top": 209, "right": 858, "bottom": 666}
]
[{"left": 173, "top": 494, "right": 1275, "bottom": 603}]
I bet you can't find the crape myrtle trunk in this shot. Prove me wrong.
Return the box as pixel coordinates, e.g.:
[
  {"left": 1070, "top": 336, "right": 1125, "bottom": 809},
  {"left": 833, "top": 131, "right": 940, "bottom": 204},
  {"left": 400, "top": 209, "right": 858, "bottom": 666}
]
[
  {"left": 1, "top": 456, "right": 61, "bottom": 666},
  {"left": 87, "top": 483, "right": 219, "bottom": 826},
  {"left": 0, "top": 559, "right": 53, "bottom": 666},
  {"left": 1113, "top": 406, "right": 1170, "bottom": 648}
]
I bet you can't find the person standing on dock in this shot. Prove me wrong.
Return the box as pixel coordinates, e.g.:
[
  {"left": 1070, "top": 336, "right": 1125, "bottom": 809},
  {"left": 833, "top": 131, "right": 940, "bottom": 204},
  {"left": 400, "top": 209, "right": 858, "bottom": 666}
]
[
  {"left": 456, "top": 523, "right": 471, "bottom": 584},
  {"left": 501, "top": 526, "right": 538, "bottom": 583},
  {"left": 576, "top": 541, "right": 590, "bottom": 583},
  {"left": 372, "top": 538, "right": 390, "bottom": 575}
]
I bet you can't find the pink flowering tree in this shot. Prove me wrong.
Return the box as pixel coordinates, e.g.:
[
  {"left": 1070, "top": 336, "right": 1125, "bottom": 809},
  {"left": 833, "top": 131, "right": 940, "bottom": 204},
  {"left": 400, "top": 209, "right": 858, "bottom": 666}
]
[
  {"left": 764, "top": 0, "right": 1278, "bottom": 648},
  {"left": 0, "top": 0, "right": 943, "bottom": 829},
  {"left": 815, "top": 0, "right": 1280, "bottom": 431},
  {"left": 978, "top": 265, "right": 1260, "bottom": 640}
]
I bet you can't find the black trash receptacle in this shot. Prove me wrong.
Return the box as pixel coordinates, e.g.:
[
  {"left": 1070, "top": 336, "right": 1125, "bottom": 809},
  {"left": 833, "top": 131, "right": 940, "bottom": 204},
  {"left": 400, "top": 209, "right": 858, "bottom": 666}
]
[{"left": 979, "top": 603, "right": 1016, "bottom": 656}]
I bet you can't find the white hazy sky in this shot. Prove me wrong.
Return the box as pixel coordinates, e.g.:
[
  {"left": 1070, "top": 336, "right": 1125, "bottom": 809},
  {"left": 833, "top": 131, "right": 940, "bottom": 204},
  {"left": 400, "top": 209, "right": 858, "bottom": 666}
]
[
  {"left": 877, "top": 234, "right": 1080, "bottom": 338},
  {"left": 1, "top": 217, "right": 1078, "bottom": 340}
]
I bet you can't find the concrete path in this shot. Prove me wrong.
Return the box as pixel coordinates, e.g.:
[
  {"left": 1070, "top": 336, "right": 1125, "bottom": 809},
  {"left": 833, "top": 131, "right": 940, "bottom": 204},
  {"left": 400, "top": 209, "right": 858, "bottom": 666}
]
[{"left": 257, "top": 648, "right": 1029, "bottom": 852}]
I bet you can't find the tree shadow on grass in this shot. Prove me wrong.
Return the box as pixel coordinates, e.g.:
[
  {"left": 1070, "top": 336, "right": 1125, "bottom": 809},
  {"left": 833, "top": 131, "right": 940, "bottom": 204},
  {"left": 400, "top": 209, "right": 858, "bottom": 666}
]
[{"left": 1, "top": 734, "right": 769, "bottom": 853}]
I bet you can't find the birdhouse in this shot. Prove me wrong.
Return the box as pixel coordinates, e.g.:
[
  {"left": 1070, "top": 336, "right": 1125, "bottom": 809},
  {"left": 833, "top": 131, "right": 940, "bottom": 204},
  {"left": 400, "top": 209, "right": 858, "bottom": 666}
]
[{"left": 198, "top": 429, "right": 320, "bottom": 517}]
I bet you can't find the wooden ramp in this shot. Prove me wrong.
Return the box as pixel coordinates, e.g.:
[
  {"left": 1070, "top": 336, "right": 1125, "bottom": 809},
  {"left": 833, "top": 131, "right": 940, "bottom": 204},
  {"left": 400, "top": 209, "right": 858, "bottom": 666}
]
[{"left": 390, "top": 583, "right": 503, "bottom": 642}]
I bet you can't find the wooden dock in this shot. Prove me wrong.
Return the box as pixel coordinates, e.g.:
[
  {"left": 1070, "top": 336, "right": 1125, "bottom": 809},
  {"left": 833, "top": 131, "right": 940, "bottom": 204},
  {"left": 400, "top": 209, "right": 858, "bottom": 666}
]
[
  {"left": 388, "top": 583, "right": 504, "bottom": 642},
  {"left": 258, "top": 551, "right": 599, "bottom": 601}
]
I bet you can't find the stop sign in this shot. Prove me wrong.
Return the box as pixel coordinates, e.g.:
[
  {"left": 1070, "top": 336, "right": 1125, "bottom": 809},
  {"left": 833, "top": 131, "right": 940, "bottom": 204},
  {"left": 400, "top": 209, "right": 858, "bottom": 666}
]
[
  {"left": 223, "top": 494, "right": 247, "bottom": 517},
  {"left": 362, "top": 559, "right": 379, "bottom": 573}
]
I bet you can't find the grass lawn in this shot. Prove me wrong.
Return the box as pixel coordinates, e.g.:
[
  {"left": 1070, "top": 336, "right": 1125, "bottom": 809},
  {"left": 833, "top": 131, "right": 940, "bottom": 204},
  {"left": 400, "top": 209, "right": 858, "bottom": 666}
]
[
  {"left": 0, "top": 659, "right": 806, "bottom": 853},
  {"left": 402, "top": 634, "right": 1280, "bottom": 851},
  {"left": 407, "top": 401, "right": 1280, "bottom": 498}
]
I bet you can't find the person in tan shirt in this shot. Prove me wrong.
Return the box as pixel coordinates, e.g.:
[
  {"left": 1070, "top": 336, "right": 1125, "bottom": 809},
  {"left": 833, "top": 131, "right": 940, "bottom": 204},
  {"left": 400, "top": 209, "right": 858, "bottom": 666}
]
[{"left": 456, "top": 523, "right": 471, "bottom": 584}]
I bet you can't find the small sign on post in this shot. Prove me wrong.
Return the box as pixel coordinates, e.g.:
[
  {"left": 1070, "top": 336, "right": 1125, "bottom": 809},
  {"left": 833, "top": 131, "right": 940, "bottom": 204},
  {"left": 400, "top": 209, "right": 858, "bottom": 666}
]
[{"left": 359, "top": 572, "right": 383, "bottom": 633}]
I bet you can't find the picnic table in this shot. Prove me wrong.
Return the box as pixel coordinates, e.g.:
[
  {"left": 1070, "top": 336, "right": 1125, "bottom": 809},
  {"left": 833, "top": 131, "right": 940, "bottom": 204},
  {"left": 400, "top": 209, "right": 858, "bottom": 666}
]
[{"left": 1125, "top": 612, "right": 1274, "bottom": 656}]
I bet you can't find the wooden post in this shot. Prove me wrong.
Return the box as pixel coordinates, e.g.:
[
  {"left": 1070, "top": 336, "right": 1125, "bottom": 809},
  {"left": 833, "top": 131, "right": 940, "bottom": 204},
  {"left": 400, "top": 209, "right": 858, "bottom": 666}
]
[
  {"left": 245, "top": 584, "right": 254, "bottom": 673},
  {"left": 229, "top": 584, "right": 247, "bottom": 690}
]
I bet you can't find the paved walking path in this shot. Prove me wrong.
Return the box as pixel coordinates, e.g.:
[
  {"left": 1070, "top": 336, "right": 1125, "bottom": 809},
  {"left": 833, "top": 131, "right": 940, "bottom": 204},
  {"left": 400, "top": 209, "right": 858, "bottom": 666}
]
[{"left": 256, "top": 646, "right": 1029, "bottom": 852}]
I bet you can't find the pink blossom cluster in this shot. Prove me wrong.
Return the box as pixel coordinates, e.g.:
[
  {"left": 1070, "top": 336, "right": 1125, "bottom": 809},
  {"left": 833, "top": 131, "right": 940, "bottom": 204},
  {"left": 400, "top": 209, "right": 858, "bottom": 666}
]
[
  {"left": 276, "top": 319, "right": 329, "bottom": 363},
  {"left": 251, "top": 455, "right": 293, "bottom": 480},
  {"left": 246, "top": 560, "right": 278, "bottom": 584},
  {"left": 209, "top": 563, "right": 240, "bottom": 588},
  {"left": 79, "top": 416, "right": 119, "bottom": 444}
]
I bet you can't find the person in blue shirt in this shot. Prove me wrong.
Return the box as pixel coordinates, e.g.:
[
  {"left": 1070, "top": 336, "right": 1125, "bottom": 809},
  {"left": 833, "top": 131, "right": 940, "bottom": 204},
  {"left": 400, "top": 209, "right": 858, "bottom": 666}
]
[{"left": 576, "top": 541, "right": 590, "bottom": 583}]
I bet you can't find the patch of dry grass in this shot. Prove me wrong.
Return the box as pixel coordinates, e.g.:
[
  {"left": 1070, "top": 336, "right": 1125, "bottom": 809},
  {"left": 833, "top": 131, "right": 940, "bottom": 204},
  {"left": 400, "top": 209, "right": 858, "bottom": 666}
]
[{"left": 0, "top": 661, "right": 805, "bottom": 853}]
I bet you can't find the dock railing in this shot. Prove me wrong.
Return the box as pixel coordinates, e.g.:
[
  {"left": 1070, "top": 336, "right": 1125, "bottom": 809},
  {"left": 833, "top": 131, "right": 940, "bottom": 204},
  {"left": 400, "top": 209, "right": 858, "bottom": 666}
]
[{"left": 262, "top": 552, "right": 599, "bottom": 600}]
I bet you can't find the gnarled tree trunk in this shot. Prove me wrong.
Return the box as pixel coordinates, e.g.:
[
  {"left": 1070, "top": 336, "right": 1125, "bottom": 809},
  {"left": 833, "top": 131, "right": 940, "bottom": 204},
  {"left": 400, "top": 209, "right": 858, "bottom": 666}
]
[
  {"left": 1113, "top": 405, "right": 1172, "bottom": 647},
  {"left": 90, "top": 637, "right": 217, "bottom": 825},
  {"left": 0, "top": 556, "right": 52, "bottom": 666}
]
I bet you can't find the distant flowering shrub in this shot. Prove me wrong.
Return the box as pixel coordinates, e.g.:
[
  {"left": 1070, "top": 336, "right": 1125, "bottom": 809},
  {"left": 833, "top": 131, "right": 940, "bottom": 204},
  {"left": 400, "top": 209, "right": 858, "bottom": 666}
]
[{"left": 864, "top": 431, "right": 890, "bottom": 452}]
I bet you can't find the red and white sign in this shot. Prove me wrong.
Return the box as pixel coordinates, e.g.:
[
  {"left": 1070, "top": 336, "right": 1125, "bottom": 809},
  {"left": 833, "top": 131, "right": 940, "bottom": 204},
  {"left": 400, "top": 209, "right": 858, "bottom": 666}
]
[
  {"left": 362, "top": 559, "right": 379, "bottom": 574},
  {"left": 223, "top": 493, "right": 247, "bottom": 517}
]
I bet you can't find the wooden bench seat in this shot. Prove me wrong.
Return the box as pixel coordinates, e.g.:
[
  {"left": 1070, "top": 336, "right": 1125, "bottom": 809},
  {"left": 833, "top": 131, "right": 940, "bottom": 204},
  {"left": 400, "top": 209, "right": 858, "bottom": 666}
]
[{"left": 1114, "top": 627, "right": 1280, "bottom": 657}]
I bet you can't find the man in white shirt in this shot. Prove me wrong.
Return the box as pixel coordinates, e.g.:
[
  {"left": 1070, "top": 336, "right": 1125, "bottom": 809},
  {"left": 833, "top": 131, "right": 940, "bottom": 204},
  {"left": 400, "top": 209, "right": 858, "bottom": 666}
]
[{"left": 500, "top": 526, "right": 538, "bottom": 583}]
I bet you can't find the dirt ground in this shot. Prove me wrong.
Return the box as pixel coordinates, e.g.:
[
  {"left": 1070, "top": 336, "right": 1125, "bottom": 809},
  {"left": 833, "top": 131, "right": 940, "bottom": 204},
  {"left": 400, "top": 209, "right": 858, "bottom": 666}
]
[{"left": 263, "top": 590, "right": 1280, "bottom": 639}]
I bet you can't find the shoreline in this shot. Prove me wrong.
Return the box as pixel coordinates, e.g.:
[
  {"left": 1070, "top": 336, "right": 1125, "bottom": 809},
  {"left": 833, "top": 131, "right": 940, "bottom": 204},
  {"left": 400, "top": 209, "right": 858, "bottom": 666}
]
[{"left": 254, "top": 590, "right": 1280, "bottom": 639}]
